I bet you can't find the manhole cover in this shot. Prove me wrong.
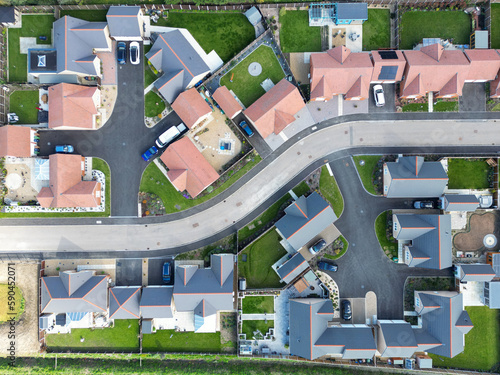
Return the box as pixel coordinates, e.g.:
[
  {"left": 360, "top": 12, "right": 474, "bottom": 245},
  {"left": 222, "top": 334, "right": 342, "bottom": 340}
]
[
  {"left": 248, "top": 62, "right": 262, "bottom": 77},
  {"left": 484, "top": 234, "right": 497, "bottom": 248}
]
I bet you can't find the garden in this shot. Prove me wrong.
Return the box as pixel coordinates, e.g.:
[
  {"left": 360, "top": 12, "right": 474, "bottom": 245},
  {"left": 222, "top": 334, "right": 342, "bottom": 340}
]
[
  {"left": 8, "top": 14, "right": 55, "bottom": 83},
  {"left": 144, "top": 91, "right": 166, "bottom": 118},
  {"left": 319, "top": 165, "right": 343, "bottom": 217},
  {"left": 279, "top": 9, "right": 321, "bottom": 53},
  {"left": 362, "top": 9, "right": 391, "bottom": 51},
  {"left": 375, "top": 210, "right": 398, "bottom": 260},
  {"left": 220, "top": 45, "right": 285, "bottom": 107},
  {"left": 447, "top": 158, "right": 494, "bottom": 189},
  {"left": 241, "top": 296, "right": 274, "bottom": 314},
  {"left": 238, "top": 229, "right": 287, "bottom": 289},
  {"left": 9, "top": 90, "right": 40, "bottom": 124},
  {"left": 491, "top": 3, "right": 500, "bottom": 49},
  {"left": 403, "top": 276, "right": 455, "bottom": 311},
  {"left": 142, "top": 329, "right": 222, "bottom": 353},
  {"left": 241, "top": 320, "right": 274, "bottom": 340},
  {"left": 175, "top": 233, "right": 236, "bottom": 265},
  {"left": 352, "top": 155, "right": 384, "bottom": 195},
  {"left": 402, "top": 100, "right": 459, "bottom": 113}
]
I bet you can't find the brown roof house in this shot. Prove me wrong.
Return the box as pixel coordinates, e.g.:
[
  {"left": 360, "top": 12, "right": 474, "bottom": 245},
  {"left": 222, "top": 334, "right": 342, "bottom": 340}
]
[
  {"left": 212, "top": 86, "right": 243, "bottom": 119},
  {"left": 370, "top": 50, "right": 406, "bottom": 84},
  {"left": 0, "top": 125, "right": 33, "bottom": 157},
  {"left": 172, "top": 88, "right": 212, "bottom": 129},
  {"left": 160, "top": 136, "right": 219, "bottom": 198},
  {"left": 464, "top": 49, "right": 500, "bottom": 83},
  {"left": 37, "top": 154, "right": 101, "bottom": 208},
  {"left": 244, "top": 79, "right": 305, "bottom": 139},
  {"left": 310, "top": 46, "right": 373, "bottom": 101},
  {"left": 48, "top": 83, "right": 101, "bottom": 129},
  {"left": 401, "top": 44, "right": 470, "bottom": 99}
]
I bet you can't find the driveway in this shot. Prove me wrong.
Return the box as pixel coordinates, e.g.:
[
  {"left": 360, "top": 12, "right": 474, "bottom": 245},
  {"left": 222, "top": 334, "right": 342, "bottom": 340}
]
[
  {"left": 115, "top": 258, "right": 142, "bottom": 286},
  {"left": 232, "top": 112, "right": 273, "bottom": 158},
  {"left": 369, "top": 83, "right": 396, "bottom": 113},
  {"left": 148, "top": 256, "right": 174, "bottom": 285},
  {"left": 460, "top": 82, "right": 486, "bottom": 112}
]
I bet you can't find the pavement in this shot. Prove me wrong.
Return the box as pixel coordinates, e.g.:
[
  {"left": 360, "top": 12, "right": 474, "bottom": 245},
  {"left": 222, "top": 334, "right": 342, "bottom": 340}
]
[
  {"left": 115, "top": 258, "right": 142, "bottom": 286},
  {"left": 459, "top": 82, "right": 486, "bottom": 112}
]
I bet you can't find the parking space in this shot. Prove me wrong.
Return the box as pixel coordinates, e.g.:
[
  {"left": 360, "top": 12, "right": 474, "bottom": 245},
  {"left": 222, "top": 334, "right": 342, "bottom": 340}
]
[
  {"left": 369, "top": 83, "right": 396, "bottom": 113},
  {"left": 232, "top": 112, "right": 272, "bottom": 158},
  {"left": 148, "top": 257, "right": 174, "bottom": 285},
  {"left": 459, "top": 82, "right": 486, "bottom": 112},
  {"left": 339, "top": 297, "right": 366, "bottom": 324},
  {"left": 115, "top": 258, "right": 142, "bottom": 286}
]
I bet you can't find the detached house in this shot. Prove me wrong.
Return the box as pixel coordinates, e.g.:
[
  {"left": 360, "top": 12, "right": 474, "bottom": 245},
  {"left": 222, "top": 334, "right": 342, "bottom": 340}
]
[{"left": 172, "top": 88, "right": 212, "bottom": 130}]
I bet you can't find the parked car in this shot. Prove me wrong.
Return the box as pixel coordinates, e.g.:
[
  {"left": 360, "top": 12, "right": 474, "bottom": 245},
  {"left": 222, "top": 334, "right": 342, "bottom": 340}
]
[
  {"left": 141, "top": 146, "right": 158, "bottom": 161},
  {"left": 155, "top": 125, "right": 181, "bottom": 148},
  {"left": 342, "top": 300, "right": 352, "bottom": 321},
  {"left": 309, "top": 239, "right": 327, "bottom": 255},
  {"left": 414, "top": 200, "right": 434, "bottom": 209},
  {"left": 317, "top": 261, "right": 338, "bottom": 272},
  {"left": 129, "top": 42, "right": 140, "bottom": 65},
  {"left": 55, "top": 145, "right": 74, "bottom": 153},
  {"left": 373, "top": 84, "right": 385, "bottom": 107},
  {"left": 162, "top": 261, "right": 172, "bottom": 283},
  {"left": 117, "top": 42, "right": 127, "bottom": 65},
  {"left": 239, "top": 120, "right": 254, "bottom": 137}
]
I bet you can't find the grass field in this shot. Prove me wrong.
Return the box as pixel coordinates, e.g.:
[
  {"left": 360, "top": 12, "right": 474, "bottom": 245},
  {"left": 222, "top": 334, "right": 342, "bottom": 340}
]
[
  {"left": 157, "top": 12, "right": 254, "bottom": 63},
  {"left": 8, "top": 15, "right": 55, "bottom": 82},
  {"left": 144, "top": 91, "right": 165, "bottom": 118},
  {"left": 45, "top": 319, "right": 140, "bottom": 352},
  {"left": 319, "top": 166, "right": 343, "bottom": 217},
  {"left": 375, "top": 210, "right": 398, "bottom": 259},
  {"left": 279, "top": 10, "right": 321, "bottom": 53},
  {"left": 352, "top": 155, "right": 382, "bottom": 195},
  {"left": 59, "top": 9, "right": 108, "bottom": 22},
  {"left": 238, "top": 229, "right": 287, "bottom": 289},
  {"left": 399, "top": 11, "right": 471, "bottom": 50},
  {"left": 220, "top": 45, "right": 285, "bottom": 107},
  {"left": 241, "top": 296, "right": 274, "bottom": 314},
  {"left": 9, "top": 90, "right": 39, "bottom": 124},
  {"left": 139, "top": 153, "right": 262, "bottom": 213},
  {"left": 492, "top": 4, "right": 500, "bottom": 49},
  {"left": 142, "top": 330, "right": 221, "bottom": 353},
  {"left": 0, "top": 285, "right": 24, "bottom": 323},
  {"left": 241, "top": 320, "right": 274, "bottom": 339},
  {"left": 447, "top": 158, "right": 492, "bottom": 189},
  {"left": 429, "top": 307, "right": 500, "bottom": 371},
  {"left": 363, "top": 9, "right": 391, "bottom": 51}
]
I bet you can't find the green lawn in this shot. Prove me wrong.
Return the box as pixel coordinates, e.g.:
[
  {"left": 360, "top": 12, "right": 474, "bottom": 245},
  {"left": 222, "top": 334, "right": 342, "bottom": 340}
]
[
  {"left": 92, "top": 158, "right": 111, "bottom": 216},
  {"left": 429, "top": 307, "right": 500, "bottom": 371},
  {"left": 238, "top": 229, "right": 287, "bottom": 289},
  {"left": 404, "top": 101, "right": 458, "bottom": 112},
  {"left": 9, "top": 90, "right": 39, "bottom": 124},
  {"left": 362, "top": 9, "right": 391, "bottom": 51},
  {"left": 144, "top": 91, "right": 166, "bottom": 118},
  {"left": 139, "top": 153, "right": 262, "bottom": 213},
  {"left": 8, "top": 15, "right": 55, "bottom": 83},
  {"left": 156, "top": 12, "right": 254, "bottom": 63},
  {"left": 319, "top": 165, "right": 343, "bottom": 217},
  {"left": 375, "top": 210, "right": 398, "bottom": 259},
  {"left": 241, "top": 296, "right": 274, "bottom": 314},
  {"left": 144, "top": 67, "right": 157, "bottom": 89},
  {"left": 142, "top": 329, "right": 221, "bottom": 353},
  {"left": 45, "top": 319, "right": 139, "bottom": 352},
  {"left": 279, "top": 10, "right": 321, "bottom": 53},
  {"left": 292, "top": 181, "right": 310, "bottom": 197},
  {"left": 241, "top": 320, "right": 274, "bottom": 339},
  {"left": 492, "top": 4, "right": 500, "bottom": 49},
  {"left": 400, "top": 11, "right": 471, "bottom": 50},
  {"left": 352, "top": 155, "right": 382, "bottom": 195},
  {"left": 59, "top": 9, "right": 108, "bottom": 22},
  {"left": 402, "top": 102, "right": 428, "bottom": 112},
  {"left": 220, "top": 45, "right": 285, "bottom": 107},
  {"left": 323, "top": 236, "right": 349, "bottom": 261},
  {"left": 447, "top": 158, "right": 492, "bottom": 189}
]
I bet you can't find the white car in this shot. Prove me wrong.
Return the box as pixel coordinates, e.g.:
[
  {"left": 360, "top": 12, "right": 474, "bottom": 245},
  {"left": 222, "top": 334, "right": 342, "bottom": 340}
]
[
  {"left": 129, "top": 42, "right": 140, "bottom": 65},
  {"left": 373, "top": 84, "right": 385, "bottom": 107}
]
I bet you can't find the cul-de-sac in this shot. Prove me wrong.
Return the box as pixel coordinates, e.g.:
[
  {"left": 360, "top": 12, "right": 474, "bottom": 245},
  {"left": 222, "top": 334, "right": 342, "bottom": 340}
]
[{"left": 0, "top": 1, "right": 499, "bottom": 374}]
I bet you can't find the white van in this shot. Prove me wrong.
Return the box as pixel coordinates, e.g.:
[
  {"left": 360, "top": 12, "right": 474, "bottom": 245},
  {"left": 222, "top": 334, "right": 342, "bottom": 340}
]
[{"left": 155, "top": 123, "right": 186, "bottom": 148}]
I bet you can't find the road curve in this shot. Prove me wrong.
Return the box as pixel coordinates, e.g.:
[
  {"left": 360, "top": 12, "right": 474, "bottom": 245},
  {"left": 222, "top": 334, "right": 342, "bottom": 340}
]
[{"left": 1, "top": 119, "right": 499, "bottom": 253}]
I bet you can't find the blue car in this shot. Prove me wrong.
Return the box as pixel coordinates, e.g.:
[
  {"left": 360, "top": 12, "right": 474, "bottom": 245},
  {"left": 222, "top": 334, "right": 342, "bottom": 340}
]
[
  {"left": 117, "top": 42, "right": 127, "bottom": 65},
  {"left": 55, "top": 145, "right": 74, "bottom": 153},
  {"left": 162, "top": 262, "right": 171, "bottom": 283},
  {"left": 239, "top": 121, "right": 254, "bottom": 137},
  {"left": 141, "top": 146, "right": 158, "bottom": 161},
  {"left": 317, "top": 261, "right": 338, "bottom": 272}
]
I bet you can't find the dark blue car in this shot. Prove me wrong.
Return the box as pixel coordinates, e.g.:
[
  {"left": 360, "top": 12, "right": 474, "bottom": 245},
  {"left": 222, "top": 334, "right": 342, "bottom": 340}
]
[
  {"left": 239, "top": 121, "right": 254, "bottom": 137},
  {"left": 162, "top": 262, "right": 171, "bottom": 283},
  {"left": 317, "top": 261, "right": 338, "bottom": 272},
  {"left": 141, "top": 146, "right": 158, "bottom": 161},
  {"left": 117, "top": 42, "right": 127, "bottom": 65}
]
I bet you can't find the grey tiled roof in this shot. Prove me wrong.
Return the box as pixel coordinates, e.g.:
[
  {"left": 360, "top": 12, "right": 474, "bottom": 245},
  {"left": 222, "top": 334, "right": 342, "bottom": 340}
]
[
  {"left": 384, "top": 156, "right": 448, "bottom": 198},
  {"left": 173, "top": 254, "right": 234, "bottom": 313},
  {"left": 459, "top": 264, "right": 495, "bottom": 282},
  {"left": 109, "top": 286, "right": 141, "bottom": 319},
  {"left": 275, "top": 192, "right": 337, "bottom": 251},
  {"left": 140, "top": 286, "right": 173, "bottom": 319},
  {"left": 336, "top": 3, "right": 368, "bottom": 21},
  {"left": 0, "top": 7, "right": 16, "bottom": 23},
  {"left": 106, "top": 6, "right": 141, "bottom": 38},
  {"left": 394, "top": 214, "right": 452, "bottom": 270},
  {"left": 41, "top": 271, "right": 108, "bottom": 313},
  {"left": 485, "top": 281, "right": 500, "bottom": 308},
  {"left": 146, "top": 31, "right": 210, "bottom": 103},
  {"left": 443, "top": 194, "right": 479, "bottom": 212},
  {"left": 377, "top": 321, "right": 418, "bottom": 358},
  {"left": 276, "top": 253, "right": 309, "bottom": 284},
  {"left": 244, "top": 6, "right": 262, "bottom": 26}
]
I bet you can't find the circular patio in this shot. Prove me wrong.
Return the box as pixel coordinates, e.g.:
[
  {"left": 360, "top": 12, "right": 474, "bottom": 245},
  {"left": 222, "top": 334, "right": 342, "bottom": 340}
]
[
  {"left": 248, "top": 62, "right": 262, "bottom": 77},
  {"left": 5, "top": 173, "right": 22, "bottom": 190},
  {"left": 454, "top": 212, "right": 500, "bottom": 252}
]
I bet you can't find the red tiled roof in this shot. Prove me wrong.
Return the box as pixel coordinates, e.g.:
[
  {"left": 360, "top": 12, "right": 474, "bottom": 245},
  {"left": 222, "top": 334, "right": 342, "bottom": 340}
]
[
  {"left": 48, "top": 83, "right": 99, "bottom": 129},
  {"left": 401, "top": 44, "right": 470, "bottom": 98},
  {"left": 37, "top": 154, "right": 100, "bottom": 208},
  {"left": 243, "top": 79, "right": 305, "bottom": 139},
  {"left": 464, "top": 49, "right": 500, "bottom": 81},
  {"left": 212, "top": 86, "right": 242, "bottom": 119},
  {"left": 310, "top": 46, "right": 373, "bottom": 101},
  {"left": 160, "top": 137, "right": 219, "bottom": 198},
  {"left": 371, "top": 50, "right": 406, "bottom": 82},
  {"left": 171, "top": 88, "right": 211, "bottom": 129},
  {"left": 0, "top": 125, "right": 31, "bottom": 157}
]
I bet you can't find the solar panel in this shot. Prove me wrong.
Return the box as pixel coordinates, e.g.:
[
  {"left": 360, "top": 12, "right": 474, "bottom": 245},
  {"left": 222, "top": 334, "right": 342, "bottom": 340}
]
[
  {"left": 379, "top": 51, "right": 398, "bottom": 60},
  {"left": 378, "top": 66, "right": 398, "bottom": 80}
]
